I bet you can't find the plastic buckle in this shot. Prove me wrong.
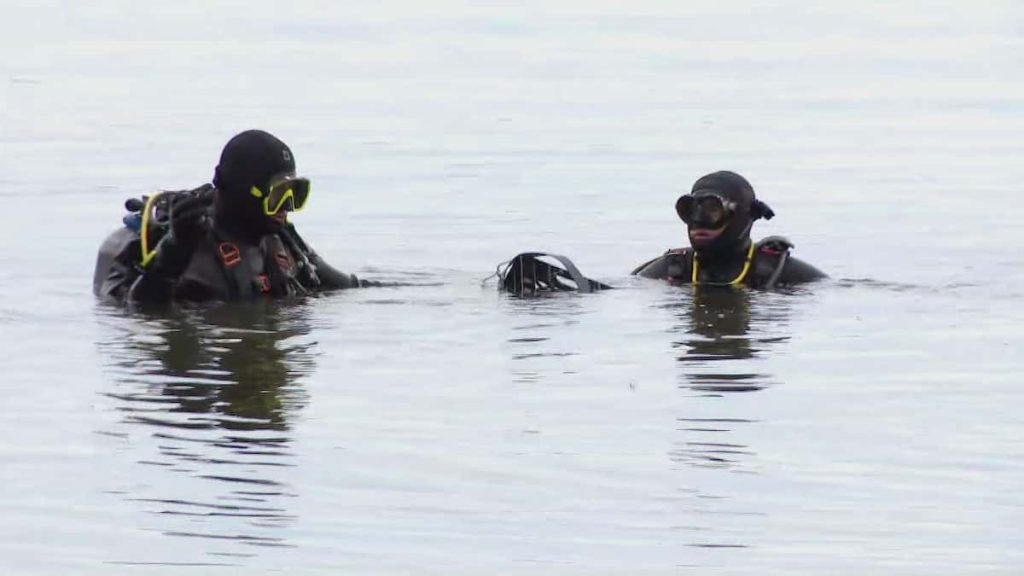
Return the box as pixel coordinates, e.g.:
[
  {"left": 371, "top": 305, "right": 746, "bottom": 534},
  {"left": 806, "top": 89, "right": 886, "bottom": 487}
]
[{"left": 219, "top": 242, "right": 241, "bottom": 267}]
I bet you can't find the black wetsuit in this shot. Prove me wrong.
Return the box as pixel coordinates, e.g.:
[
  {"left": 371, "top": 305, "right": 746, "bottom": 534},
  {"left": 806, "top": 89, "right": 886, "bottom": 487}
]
[
  {"left": 94, "top": 218, "right": 361, "bottom": 303},
  {"left": 632, "top": 238, "right": 826, "bottom": 288}
]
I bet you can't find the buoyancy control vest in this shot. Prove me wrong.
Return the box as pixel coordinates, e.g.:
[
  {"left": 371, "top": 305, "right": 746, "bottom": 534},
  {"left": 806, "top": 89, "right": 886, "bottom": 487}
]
[{"left": 631, "top": 236, "right": 797, "bottom": 289}]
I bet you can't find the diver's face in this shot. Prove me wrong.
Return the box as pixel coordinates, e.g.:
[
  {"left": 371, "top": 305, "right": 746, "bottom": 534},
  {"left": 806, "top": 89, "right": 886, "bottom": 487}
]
[{"left": 677, "top": 192, "right": 736, "bottom": 249}]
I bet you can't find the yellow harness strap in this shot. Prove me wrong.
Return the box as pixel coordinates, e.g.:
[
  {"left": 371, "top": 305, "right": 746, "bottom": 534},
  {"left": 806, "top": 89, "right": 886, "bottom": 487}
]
[
  {"left": 139, "top": 192, "right": 164, "bottom": 268},
  {"left": 691, "top": 242, "right": 755, "bottom": 286}
]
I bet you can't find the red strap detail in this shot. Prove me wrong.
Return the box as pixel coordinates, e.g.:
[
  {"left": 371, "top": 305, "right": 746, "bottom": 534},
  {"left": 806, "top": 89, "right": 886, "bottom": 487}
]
[
  {"left": 257, "top": 274, "right": 271, "bottom": 293},
  {"left": 219, "top": 242, "right": 241, "bottom": 267},
  {"left": 275, "top": 249, "right": 293, "bottom": 271}
]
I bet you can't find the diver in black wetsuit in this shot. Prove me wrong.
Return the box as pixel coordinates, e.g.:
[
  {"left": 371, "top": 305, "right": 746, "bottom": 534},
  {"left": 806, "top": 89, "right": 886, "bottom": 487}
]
[
  {"left": 94, "top": 129, "right": 368, "bottom": 303},
  {"left": 632, "top": 171, "right": 825, "bottom": 288}
]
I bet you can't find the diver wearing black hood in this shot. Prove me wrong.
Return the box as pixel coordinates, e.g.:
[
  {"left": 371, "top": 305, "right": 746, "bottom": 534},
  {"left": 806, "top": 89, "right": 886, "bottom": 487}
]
[
  {"left": 94, "top": 129, "right": 365, "bottom": 303},
  {"left": 632, "top": 171, "right": 825, "bottom": 287}
]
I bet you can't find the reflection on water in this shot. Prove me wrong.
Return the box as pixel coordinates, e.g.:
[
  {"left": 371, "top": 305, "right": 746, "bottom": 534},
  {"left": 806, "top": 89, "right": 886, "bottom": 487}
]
[
  {"left": 673, "top": 287, "right": 791, "bottom": 386},
  {"left": 668, "top": 287, "right": 792, "bottom": 471},
  {"left": 498, "top": 287, "right": 796, "bottom": 553},
  {"left": 501, "top": 296, "right": 586, "bottom": 383},
  {"left": 96, "top": 301, "right": 316, "bottom": 555}
]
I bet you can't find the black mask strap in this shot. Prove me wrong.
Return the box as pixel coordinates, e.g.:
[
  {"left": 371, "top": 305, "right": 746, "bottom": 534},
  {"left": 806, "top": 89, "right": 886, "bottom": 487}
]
[{"left": 751, "top": 199, "right": 775, "bottom": 221}]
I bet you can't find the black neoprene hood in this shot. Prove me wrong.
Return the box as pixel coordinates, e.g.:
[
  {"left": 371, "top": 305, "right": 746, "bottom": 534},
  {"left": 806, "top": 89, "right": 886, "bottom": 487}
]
[{"left": 213, "top": 129, "right": 296, "bottom": 194}]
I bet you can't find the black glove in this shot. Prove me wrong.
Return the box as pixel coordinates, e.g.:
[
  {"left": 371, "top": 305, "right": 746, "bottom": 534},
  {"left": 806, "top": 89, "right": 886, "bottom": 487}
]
[{"left": 168, "top": 192, "right": 212, "bottom": 248}]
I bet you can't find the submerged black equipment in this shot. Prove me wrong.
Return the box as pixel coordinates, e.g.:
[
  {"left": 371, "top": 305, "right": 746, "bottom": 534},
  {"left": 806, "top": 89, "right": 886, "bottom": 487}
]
[
  {"left": 122, "top": 185, "right": 215, "bottom": 268},
  {"left": 493, "top": 253, "right": 612, "bottom": 295}
]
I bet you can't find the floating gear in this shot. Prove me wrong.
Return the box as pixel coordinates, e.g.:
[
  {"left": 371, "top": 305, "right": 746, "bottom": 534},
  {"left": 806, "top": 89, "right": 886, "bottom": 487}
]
[{"left": 491, "top": 252, "right": 612, "bottom": 295}]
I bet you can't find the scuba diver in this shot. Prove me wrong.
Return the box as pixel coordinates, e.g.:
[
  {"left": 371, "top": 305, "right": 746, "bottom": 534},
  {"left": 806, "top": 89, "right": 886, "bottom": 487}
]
[
  {"left": 94, "top": 129, "right": 370, "bottom": 303},
  {"left": 632, "top": 171, "right": 826, "bottom": 288},
  {"left": 494, "top": 171, "right": 823, "bottom": 295}
]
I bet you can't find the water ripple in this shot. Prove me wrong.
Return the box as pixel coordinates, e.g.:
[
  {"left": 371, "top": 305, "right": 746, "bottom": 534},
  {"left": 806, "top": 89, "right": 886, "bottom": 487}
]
[{"left": 95, "top": 301, "right": 316, "bottom": 555}]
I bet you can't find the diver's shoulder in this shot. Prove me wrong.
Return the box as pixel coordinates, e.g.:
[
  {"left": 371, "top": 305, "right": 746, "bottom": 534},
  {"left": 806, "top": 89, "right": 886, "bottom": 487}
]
[
  {"left": 752, "top": 236, "right": 826, "bottom": 284},
  {"left": 778, "top": 256, "right": 827, "bottom": 283},
  {"left": 754, "top": 235, "right": 794, "bottom": 255},
  {"left": 632, "top": 247, "right": 691, "bottom": 279}
]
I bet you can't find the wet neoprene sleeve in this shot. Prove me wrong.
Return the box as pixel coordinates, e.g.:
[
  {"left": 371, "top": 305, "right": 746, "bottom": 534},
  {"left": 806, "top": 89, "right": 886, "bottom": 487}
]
[
  {"left": 307, "top": 252, "right": 362, "bottom": 289},
  {"left": 281, "top": 225, "right": 366, "bottom": 289}
]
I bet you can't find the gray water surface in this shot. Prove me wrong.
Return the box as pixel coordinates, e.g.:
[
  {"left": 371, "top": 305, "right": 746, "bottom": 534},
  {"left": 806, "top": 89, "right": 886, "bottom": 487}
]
[{"left": 2, "top": 2, "right": 1024, "bottom": 574}]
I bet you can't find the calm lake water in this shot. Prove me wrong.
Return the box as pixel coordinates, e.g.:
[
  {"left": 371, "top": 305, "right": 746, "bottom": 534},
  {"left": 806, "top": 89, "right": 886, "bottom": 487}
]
[{"left": 3, "top": 2, "right": 1024, "bottom": 574}]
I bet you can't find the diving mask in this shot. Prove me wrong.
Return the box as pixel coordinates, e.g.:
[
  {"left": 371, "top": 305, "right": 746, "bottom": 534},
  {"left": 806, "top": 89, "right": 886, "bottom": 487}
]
[
  {"left": 675, "top": 191, "right": 737, "bottom": 229},
  {"left": 250, "top": 173, "right": 311, "bottom": 215}
]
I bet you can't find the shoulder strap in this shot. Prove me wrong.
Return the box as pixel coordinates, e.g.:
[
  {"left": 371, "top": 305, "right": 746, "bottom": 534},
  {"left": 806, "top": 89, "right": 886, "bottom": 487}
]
[
  {"left": 543, "top": 253, "right": 611, "bottom": 293},
  {"left": 755, "top": 236, "right": 794, "bottom": 289},
  {"left": 756, "top": 235, "right": 794, "bottom": 254},
  {"left": 209, "top": 228, "right": 255, "bottom": 298},
  {"left": 278, "top": 225, "right": 321, "bottom": 288},
  {"left": 632, "top": 248, "right": 691, "bottom": 280}
]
